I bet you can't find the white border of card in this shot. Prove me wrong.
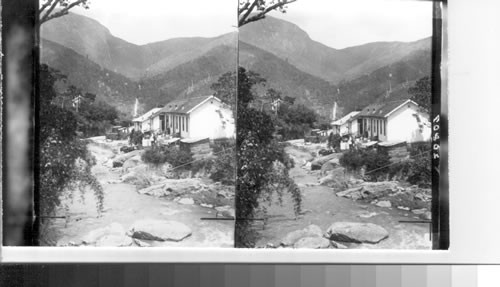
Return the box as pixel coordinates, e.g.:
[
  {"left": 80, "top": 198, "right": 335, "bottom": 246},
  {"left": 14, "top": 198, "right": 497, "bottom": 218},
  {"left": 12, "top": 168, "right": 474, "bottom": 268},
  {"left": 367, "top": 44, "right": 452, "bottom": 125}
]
[{"left": 4, "top": 0, "right": 500, "bottom": 263}]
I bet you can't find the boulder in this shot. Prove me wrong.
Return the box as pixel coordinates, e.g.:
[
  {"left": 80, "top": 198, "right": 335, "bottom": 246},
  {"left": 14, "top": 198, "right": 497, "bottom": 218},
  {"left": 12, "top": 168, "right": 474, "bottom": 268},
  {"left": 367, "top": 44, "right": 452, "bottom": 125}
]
[
  {"left": 411, "top": 208, "right": 427, "bottom": 215},
  {"left": 121, "top": 172, "right": 150, "bottom": 188},
  {"left": 358, "top": 211, "right": 378, "bottom": 219},
  {"left": 320, "top": 162, "right": 336, "bottom": 175},
  {"left": 360, "top": 181, "right": 401, "bottom": 198},
  {"left": 319, "top": 167, "right": 347, "bottom": 189},
  {"left": 322, "top": 162, "right": 343, "bottom": 175},
  {"left": 336, "top": 181, "right": 402, "bottom": 201},
  {"left": 421, "top": 211, "right": 432, "bottom": 220},
  {"left": 311, "top": 153, "right": 340, "bottom": 170},
  {"left": 414, "top": 191, "right": 432, "bottom": 202},
  {"left": 156, "top": 178, "right": 204, "bottom": 196},
  {"left": 215, "top": 205, "right": 235, "bottom": 219},
  {"left": 376, "top": 200, "right": 392, "bottom": 208},
  {"left": 113, "top": 150, "right": 142, "bottom": 167},
  {"left": 138, "top": 183, "right": 171, "bottom": 197},
  {"left": 336, "top": 187, "right": 363, "bottom": 201},
  {"left": 280, "top": 224, "right": 323, "bottom": 246},
  {"left": 294, "top": 237, "right": 331, "bottom": 249},
  {"left": 325, "top": 222, "right": 389, "bottom": 244},
  {"left": 129, "top": 219, "right": 192, "bottom": 242},
  {"left": 122, "top": 155, "right": 142, "bottom": 172},
  {"left": 178, "top": 198, "right": 195, "bottom": 205}
]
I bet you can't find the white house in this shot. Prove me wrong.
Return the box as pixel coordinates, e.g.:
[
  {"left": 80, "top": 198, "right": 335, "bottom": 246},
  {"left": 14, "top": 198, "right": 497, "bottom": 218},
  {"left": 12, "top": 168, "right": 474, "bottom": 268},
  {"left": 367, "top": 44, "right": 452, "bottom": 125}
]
[
  {"left": 132, "top": 107, "right": 162, "bottom": 133},
  {"left": 355, "top": 99, "right": 431, "bottom": 143},
  {"left": 331, "top": 111, "right": 360, "bottom": 136},
  {"left": 151, "top": 95, "right": 235, "bottom": 139}
]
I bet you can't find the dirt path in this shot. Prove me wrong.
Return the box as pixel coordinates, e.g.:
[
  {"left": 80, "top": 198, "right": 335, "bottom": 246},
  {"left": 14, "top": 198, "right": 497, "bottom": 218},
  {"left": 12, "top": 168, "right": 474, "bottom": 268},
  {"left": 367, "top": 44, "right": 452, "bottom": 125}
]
[
  {"left": 47, "top": 138, "right": 233, "bottom": 247},
  {"left": 253, "top": 145, "right": 432, "bottom": 249}
]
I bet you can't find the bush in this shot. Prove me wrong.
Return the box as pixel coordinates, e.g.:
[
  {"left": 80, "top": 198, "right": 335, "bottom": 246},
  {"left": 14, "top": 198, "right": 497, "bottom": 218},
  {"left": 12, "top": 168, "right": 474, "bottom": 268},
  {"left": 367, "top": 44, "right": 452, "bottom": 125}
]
[
  {"left": 141, "top": 146, "right": 193, "bottom": 169},
  {"left": 327, "top": 133, "right": 342, "bottom": 150},
  {"left": 383, "top": 142, "right": 432, "bottom": 187},
  {"left": 208, "top": 139, "right": 236, "bottom": 184},
  {"left": 141, "top": 148, "right": 168, "bottom": 166},
  {"left": 407, "top": 155, "right": 431, "bottom": 187},
  {"left": 209, "top": 151, "right": 236, "bottom": 185},
  {"left": 406, "top": 142, "right": 432, "bottom": 187},
  {"left": 340, "top": 149, "right": 391, "bottom": 181},
  {"left": 39, "top": 64, "right": 104, "bottom": 219}
]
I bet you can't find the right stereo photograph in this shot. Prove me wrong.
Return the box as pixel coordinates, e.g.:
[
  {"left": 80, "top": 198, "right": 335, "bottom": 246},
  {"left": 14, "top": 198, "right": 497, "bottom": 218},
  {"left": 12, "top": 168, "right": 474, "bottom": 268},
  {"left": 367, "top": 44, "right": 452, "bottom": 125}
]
[{"left": 235, "top": 0, "right": 448, "bottom": 250}]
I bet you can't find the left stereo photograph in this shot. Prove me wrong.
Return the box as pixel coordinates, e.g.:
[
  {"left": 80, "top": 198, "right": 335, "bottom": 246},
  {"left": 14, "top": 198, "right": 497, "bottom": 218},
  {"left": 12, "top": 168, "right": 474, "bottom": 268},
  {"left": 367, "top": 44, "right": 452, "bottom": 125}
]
[{"left": 31, "top": 0, "right": 237, "bottom": 247}]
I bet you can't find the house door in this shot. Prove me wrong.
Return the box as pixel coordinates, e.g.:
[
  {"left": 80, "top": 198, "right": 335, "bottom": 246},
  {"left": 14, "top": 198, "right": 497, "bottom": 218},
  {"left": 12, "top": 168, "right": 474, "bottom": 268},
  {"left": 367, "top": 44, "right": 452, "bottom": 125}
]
[{"left": 160, "top": 115, "right": 165, "bottom": 132}]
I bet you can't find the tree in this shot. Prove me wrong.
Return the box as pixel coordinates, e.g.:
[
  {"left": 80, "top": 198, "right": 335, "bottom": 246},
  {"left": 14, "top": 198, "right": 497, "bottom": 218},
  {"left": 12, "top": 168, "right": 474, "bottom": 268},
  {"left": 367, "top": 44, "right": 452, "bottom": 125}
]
[
  {"left": 212, "top": 67, "right": 302, "bottom": 247},
  {"left": 39, "top": 65, "right": 104, "bottom": 209},
  {"left": 39, "top": 64, "right": 104, "bottom": 244},
  {"left": 39, "top": 0, "right": 90, "bottom": 26},
  {"left": 408, "top": 76, "right": 431, "bottom": 114},
  {"left": 275, "top": 103, "right": 318, "bottom": 140},
  {"left": 239, "top": 0, "right": 298, "bottom": 27}
]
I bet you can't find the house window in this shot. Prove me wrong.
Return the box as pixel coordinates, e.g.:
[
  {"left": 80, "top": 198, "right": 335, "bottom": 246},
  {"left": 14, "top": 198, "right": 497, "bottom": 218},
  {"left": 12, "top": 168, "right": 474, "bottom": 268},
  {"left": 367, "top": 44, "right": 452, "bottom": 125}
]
[
  {"left": 182, "top": 116, "right": 185, "bottom": 131},
  {"left": 186, "top": 117, "right": 189, "bottom": 132}
]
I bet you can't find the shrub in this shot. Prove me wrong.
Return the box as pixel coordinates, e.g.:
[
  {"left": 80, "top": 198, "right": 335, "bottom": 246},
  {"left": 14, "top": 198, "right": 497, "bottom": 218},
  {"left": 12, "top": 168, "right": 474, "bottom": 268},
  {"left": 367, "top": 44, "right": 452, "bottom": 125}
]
[
  {"left": 340, "top": 148, "right": 391, "bottom": 181},
  {"left": 406, "top": 154, "right": 431, "bottom": 187},
  {"left": 327, "top": 133, "right": 342, "bottom": 150},
  {"left": 207, "top": 139, "right": 236, "bottom": 184},
  {"left": 141, "top": 148, "right": 168, "bottom": 166},
  {"left": 385, "top": 142, "right": 431, "bottom": 187},
  {"left": 209, "top": 151, "right": 236, "bottom": 185},
  {"left": 39, "top": 64, "right": 104, "bottom": 219},
  {"left": 406, "top": 142, "right": 432, "bottom": 187},
  {"left": 141, "top": 146, "right": 193, "bottom": 169}
]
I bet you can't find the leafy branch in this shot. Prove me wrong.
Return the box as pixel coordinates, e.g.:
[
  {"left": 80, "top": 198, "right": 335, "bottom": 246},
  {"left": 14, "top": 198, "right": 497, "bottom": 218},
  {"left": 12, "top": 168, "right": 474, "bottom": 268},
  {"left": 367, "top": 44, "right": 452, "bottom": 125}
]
[
  {"left": 238, "top": 0, "right": 298, "bottom": 27},
  {"left": 39, "top": 0, "right": 90, "bottom": 26}
]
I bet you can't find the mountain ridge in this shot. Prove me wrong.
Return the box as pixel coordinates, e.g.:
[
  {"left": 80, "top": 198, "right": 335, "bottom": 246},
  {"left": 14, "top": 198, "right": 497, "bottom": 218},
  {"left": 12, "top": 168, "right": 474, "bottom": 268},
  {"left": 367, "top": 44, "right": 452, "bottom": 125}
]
[{"left": 40, "top": 12, "right": 431, "bottom": 119}]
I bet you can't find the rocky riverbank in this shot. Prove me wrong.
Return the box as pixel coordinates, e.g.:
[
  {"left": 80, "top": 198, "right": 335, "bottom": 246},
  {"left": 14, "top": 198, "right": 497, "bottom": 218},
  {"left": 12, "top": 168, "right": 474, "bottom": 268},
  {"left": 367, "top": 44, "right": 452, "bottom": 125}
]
[
  {"left": 253, "top": 140, "right": 432, "bottom": 249},
  {"left": 44, "top": 137, "right": 234, "bottom": 247}
]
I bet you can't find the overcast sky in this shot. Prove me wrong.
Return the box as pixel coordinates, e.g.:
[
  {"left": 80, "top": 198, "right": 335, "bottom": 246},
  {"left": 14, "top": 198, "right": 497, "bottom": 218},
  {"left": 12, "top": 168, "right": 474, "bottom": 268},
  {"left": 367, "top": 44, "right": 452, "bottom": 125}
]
[{"left": 73, "top": 0, "right": 432, "bottom": 49}]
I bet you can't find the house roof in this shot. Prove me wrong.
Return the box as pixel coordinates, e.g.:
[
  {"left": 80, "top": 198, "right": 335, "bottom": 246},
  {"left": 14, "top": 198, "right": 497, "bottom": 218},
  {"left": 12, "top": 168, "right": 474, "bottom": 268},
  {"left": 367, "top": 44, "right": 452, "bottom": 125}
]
[
  {"left": 132, "top": 107, "right": 162, "bottom": 122},
  {"left": 357, "top": 99, "right": 417, "bottom": 118},
  {"left": 332, "top": 111, "right": 360, "bottom": 126},
  {"left": 156, "top": 95, "right": 219, "bottom": 115}
]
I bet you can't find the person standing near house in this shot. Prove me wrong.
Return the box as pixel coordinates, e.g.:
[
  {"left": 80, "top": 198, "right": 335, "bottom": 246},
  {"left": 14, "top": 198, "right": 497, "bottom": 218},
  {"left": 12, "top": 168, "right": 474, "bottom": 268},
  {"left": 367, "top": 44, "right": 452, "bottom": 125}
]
[
  {"left": 135, "top": 130, "right": 143, "bottom": 148},
  {"left": 129, "top": 128, "right": 135, "bottom": 146},
  {"left": 152, "top": 132, "right": 158, "bottom": 148}
]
